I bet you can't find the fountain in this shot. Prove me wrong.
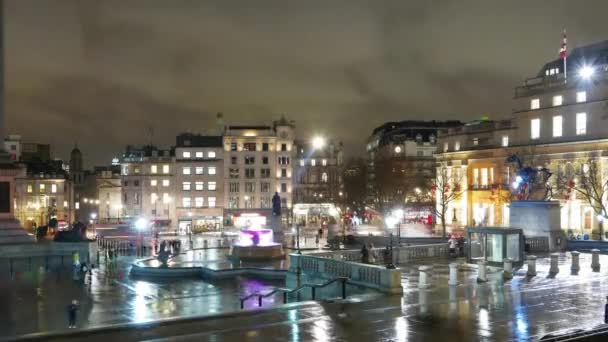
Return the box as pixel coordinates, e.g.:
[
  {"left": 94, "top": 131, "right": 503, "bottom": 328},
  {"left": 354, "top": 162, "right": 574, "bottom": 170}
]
[{"left": 229, "top": 224, "right": 284, "bottom": 260}]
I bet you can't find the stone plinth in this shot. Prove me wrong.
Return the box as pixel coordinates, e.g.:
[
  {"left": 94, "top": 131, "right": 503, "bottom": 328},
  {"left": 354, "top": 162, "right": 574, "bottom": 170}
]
[
  {"left": 229, "top": 244, "right": 284, "bottom": 260},
  {"left": 509, "top": 200, "right": 564, "bottom": 252}
]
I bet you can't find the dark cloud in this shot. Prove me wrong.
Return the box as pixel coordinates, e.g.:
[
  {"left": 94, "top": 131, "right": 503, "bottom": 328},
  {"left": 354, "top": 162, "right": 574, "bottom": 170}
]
[{"left": 5, "top": 0, "right": 608, "bottom": 167}]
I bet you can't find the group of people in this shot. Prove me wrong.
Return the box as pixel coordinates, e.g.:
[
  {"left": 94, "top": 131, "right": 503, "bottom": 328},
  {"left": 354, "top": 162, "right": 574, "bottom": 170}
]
[
  {"left": 448, "top": 235, "right": 465, "bottom": 257},
  {"left": 157, "top": 239, "right": 181, "bottom": 255}
]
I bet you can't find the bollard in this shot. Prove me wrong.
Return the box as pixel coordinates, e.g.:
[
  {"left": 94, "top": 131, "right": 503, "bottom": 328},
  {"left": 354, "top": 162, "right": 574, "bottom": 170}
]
[
  {"left": 204, "top": 240, "right": 208, "bottom": 249},
  {"left": 477, "top": 260, "right": 488, "bottom": 283},
  {"left": 591, "top": 249, "right": 601, "bottom": 272},
  {"left": 418, "top": 265, "right": 433, "bottom": 289},
  {"left": 526, "top": 255, "right": 537, "bottom": 276},
  {"left": 571, "top": 251, "right": 580, "bottom": 273},
  {"left": 503, "top": 258, "right": 513, "bottom": 280},
  {"left": 549, "top": 253, "right": 559, "bottom": 274},
  {"left": 448, "top": 263, "right": 459, "bottom": 286}
]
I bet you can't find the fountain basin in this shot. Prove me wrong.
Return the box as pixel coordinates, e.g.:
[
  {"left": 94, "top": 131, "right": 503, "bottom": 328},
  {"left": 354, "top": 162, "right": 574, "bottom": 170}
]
[{"left": 229, "top": 227, "right": 284, "bottom": 260}]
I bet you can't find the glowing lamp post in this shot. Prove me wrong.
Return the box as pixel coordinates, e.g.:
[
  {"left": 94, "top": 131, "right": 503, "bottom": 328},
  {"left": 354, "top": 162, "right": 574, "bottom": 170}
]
[
  {"left": 135, "top": 217, "right": 148, "bottom": 254},
  {"left": 312, "top": 136, "right": 326, "bottom": 150},
  {"left": 578, "top": 65, "right": 594, "bottom": 80}
]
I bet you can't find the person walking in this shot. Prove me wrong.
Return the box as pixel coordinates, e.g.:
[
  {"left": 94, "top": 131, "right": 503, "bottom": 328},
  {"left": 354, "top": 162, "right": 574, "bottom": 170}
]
[
  {"left": 67, "top": 300, "right": 78, "bottom": 328},
  {"left": 315, "top": 234, "right": 320, "bottom": 248},
  {"left": 448, "top": 236, "right": 457, "bottom": 257},
  {"left": 361, "top": 244, "right": 369, "bottom": 264}
]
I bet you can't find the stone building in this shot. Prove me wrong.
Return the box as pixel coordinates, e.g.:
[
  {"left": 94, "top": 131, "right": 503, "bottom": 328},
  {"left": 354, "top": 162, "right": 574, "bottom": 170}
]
[
  {"left": 435, "top": 40, "right": 608, "bottom": 238},
  {"left": 174, "top": 133, "right": 224, "bottom": 233},
  {"left": 222, "top": 117, "right": 295, "bottom": 227}
]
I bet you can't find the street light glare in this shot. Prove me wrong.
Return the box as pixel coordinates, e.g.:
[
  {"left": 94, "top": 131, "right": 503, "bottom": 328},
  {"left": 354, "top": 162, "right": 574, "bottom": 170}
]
[
  {"left": 312, "top": 136, "right": 325, "bottom": 149},
  {"left": 135, "top": 217, "right": 148, "bottom": 230},
  {"left": 578, "top": 65, "right": 594, "bottom": 79}
]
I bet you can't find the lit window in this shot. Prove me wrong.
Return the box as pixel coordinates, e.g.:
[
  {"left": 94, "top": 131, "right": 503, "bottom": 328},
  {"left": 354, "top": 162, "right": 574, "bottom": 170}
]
[
  {"left": 195, "top": 167, "right": 203, "bottom": 175},
  {"left": 195, "top": 151, "right": 203, "bottom": 158},
  {"left": 195, "top": 197, "right": 204, "bottom": 208},
  {"left": 39, "top": 184, "right": 46, "bottom": 192},
  {"left": 576, "top": 113, "right": 587, "bottom": 135},
  {"left": 151, "top": 193, "right": 158, "bottom": 204},
  {"left": 454, "top": 141, "right": 460, "bottom": 151},
  {"left": 300, "top": 160, "right": 305, "bottom": 167},
  {"left": 182, "top": 151, "right": 191, "bottom": 158},
  {"left": 443, "top": 142, "right": 448, "bottom": 152},
  {"left": 208, "top": 151, "right": 216, "bottom": 158},
  {"left": 531, "top": 98, "right": 540, "bottom": 110},
  {"left": 472, "top": 138, "right": 478, "bottom": 146},
  {"left": 552, "top": 95, "right": 563, "bottom": 106},
  {"left": 208, "top": 181, "right": 217, "bottom": 191},
  {"left": 531, "top": 118, "right": 540, "bottom": 139},
  {"left": 27, "top": 184, "right": 33, "bottom": 193},
  {"left": 195, "top": 181, "right": 204, "bottom": 190},
  {"left": 208, "top": 167, "right": 217, "bottom": 175},
  {"left": 552, "top": 115, "right": 563, "bottom": 137},
  {"left": 183, "top": 167, "right": 191, "bottom": 175},
  {"left": 480, "top": 168, "right": 488, "bottom": 186},
  {"left": 182, "top": 182, "right": 191, "bottom": 191},
  {"left": 182, "top": 197, "right": 191, "bottom": 208},
  {"left": 311, "top": 159, "right": 316, "bottom": 166},
  {"left": 163, "top": 165, "right": 170, "bottom": 174},
  {"left": 208, "top": 197, "right": 216, "bottom": 208},
  {"left": 163, "top": 193, "right": 170, "bottom": 203},
  {"left": 63, "top": 201, "right": 68, "bottom": 208},
  {"left": 322, "top": 159, "right": 327, "bottom": 166},
  {"left": 51, "top": 184, "right": 57, "bottom": 193},
  {"left": 151, "top": 179, "right": 157, "bottom": 186},
  {"left": 162, "top": 179, "right": 170, "bottom": 187},
  {"left": 151, "top": 165, "right": 158, "bottom": 174},
  {"left": 75, "top": 202, "right": 80, "bottom": 210},
  {"left": 502, "top": 136, "right": 509, "bottom": 147},
  {"left": 577, "top": 91, "right": 587, "bottom": 103},
  {"left": 322, "top": 172, "right": 328, "bottom": 183}
]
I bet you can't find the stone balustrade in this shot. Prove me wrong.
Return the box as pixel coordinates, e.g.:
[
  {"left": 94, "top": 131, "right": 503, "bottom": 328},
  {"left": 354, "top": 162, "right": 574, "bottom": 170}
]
[
  {"left": 289, "top": 253, "right": 402, "bottom": 294},
  {"left": 310, "top": 243, "right": 449, "bottom": 265}
]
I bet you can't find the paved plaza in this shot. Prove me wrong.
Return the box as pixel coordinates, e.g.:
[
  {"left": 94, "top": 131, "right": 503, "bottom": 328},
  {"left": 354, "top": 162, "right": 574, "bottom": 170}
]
[{"left": 2, "top": 251, "right": 608, "bottom": 341}]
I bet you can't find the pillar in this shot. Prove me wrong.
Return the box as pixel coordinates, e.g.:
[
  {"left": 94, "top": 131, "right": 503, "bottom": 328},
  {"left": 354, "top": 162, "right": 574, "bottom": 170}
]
[
  {"left": 448, "top": 263, "right": 459, "bottom": 286},
  {"left": 418, "top": 265, "right": 432, "bottom": 289},
  {"left": 503, "top": 258, "right": 513, "bottom": 280},
  {"left": 526, "top": 255, "right": 537, "bottom": 276},
  {"left": 549, "top": 253, "right": 559, "bottom": 274},
  {"left": 477, "top": 260, "right": 487, "bottom": 283},
  {"left": 591, "top": 249, "right": 601, "bottom": 272},
  {"left": 571, "top": 251, "right": 580, "bottom": 273}
]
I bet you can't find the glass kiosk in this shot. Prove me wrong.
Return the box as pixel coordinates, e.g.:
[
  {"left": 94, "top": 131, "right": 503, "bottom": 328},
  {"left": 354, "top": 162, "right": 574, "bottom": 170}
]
[{"left": 466, "top": 227, "right": 524, "bottom": 267}]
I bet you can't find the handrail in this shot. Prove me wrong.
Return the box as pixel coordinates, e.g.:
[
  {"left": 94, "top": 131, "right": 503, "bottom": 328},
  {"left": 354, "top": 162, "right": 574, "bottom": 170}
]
[{"left": 240, "top": 277, "right": 349, "bottom": 309}]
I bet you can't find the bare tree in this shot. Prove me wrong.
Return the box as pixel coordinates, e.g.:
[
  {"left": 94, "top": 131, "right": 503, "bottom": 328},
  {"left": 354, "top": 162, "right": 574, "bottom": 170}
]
[
  {"left": 555, "top": 158, "right": 608, "bottom": 240},
  {"left": 433, "top": 166, "right": 465, "bottom": 238}
]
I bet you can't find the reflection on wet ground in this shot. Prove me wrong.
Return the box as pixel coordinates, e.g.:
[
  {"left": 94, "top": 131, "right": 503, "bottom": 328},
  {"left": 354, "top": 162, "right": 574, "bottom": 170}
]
[{"left": 2, "top": 252, "right": 608, "bottom": 341}]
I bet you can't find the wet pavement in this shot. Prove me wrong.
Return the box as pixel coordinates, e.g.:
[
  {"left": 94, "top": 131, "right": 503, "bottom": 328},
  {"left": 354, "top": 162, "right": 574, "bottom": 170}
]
[{"left": 2, "top": 252, "right": 608, "bottom": 341}]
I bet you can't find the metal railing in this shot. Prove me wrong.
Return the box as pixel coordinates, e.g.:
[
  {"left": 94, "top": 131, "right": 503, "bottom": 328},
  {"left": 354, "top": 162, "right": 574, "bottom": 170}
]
[{"left": 239, "top": 277, "right": 349, "bottom": 309}]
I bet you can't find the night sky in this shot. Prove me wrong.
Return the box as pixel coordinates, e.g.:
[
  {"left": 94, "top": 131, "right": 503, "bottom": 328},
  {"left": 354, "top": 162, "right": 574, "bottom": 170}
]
[{"left": 5, "top": 0, "right": 608, "bottom": 167}]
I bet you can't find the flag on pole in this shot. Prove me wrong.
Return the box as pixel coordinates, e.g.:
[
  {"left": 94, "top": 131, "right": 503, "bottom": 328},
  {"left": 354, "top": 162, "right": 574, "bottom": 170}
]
[{"left": 559, "top": 30, "right": 567, "bottom": 58}]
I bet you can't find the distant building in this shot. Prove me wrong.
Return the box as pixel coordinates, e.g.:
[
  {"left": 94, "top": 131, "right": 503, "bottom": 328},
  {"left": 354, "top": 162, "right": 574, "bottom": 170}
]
[
  {"left": 3, "top": 134, "right": 21, "bottom": 161},
  {"left": 96, "top": 166, "right": 121, "bottom": 223},
  {"left": 366, "top": 120, "right": 462, "bottom": 212},
  {"left": 120, "top": 145, "right": 175, "bottom": 228},
  {"left": 293, "top": 140, "right": 343, "bottom": 204},
  {"left": 174, "top": 133, "right": 224, "bottom": 233},
  {"left": 222, "top": 116, "right": 295, "bottom": 227},
  {"left": 13, "top": 163, "right": 74, "bottom": 230}
]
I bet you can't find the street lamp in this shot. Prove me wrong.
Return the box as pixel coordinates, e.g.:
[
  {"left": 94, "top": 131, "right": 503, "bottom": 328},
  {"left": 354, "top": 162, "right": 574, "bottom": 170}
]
[
  {"left": 578, "top": 65, "right": 594, "bottom": 80},
  {"left": 312, "top": 136, "right": 326, "bottom": 150},
  {"left": 135, "top": 217, "right": 148, "bottom": 254}
]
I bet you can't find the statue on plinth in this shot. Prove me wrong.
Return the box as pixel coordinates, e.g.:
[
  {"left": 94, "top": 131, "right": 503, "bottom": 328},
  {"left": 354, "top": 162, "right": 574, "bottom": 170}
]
[
  {"left": 272, "top": 192, "right": 281, "bottom": 216},
  {"left": 506, "top": 155, "right": 553, "bottom": 201}
]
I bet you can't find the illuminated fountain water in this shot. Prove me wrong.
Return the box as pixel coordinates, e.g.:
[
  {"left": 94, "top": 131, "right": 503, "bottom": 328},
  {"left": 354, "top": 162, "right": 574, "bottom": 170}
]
[{"left": 230, "top": 223, "right": 284, "bottom": 260}]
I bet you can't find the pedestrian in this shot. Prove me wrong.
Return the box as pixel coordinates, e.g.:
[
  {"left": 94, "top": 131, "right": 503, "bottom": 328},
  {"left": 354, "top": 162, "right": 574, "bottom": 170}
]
[
  {"left": 457, "top": 237, "right": 465, "bottom": 257},
  {"left": 318, "top": 228, "right": 323, "bottom": 238},
  {"left": 361, "top": 244, "right": 369, "bottom": 264},
  {"left": 448, "top": 236, "right": 457, "bottom": 257},
  {"left": 67, "top": 300, "right": 78, "bottom": 328},
  {"left": 315, "top": 234, "right": 320, "bottom": 248}
]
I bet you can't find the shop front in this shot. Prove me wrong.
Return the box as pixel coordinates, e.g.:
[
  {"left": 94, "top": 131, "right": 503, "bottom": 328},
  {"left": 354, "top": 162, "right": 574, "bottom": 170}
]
[
  {"left": 178, "top": 216, "right": 222, "bottom": 234},
  {"left": 223, "top": 209, "right": 273, "bottom": 229},
  {"left": 293, "top": 203, "right": 339, "bottom": 227}
]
